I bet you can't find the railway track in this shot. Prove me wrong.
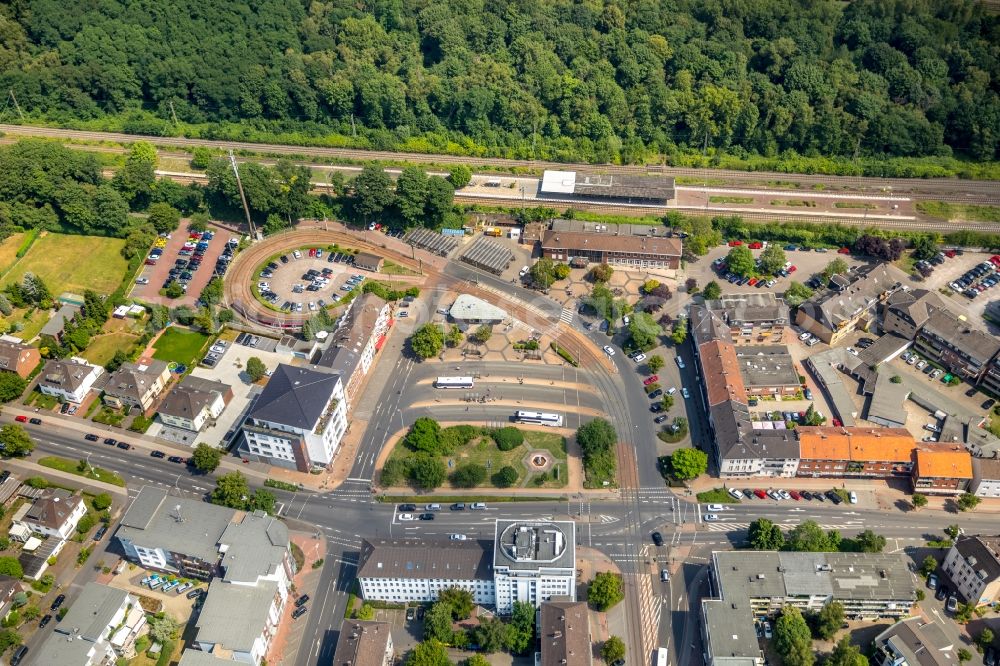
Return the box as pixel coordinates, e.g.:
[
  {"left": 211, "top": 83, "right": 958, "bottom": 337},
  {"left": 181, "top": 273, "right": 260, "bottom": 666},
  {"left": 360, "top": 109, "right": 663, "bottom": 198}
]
[{"left": 5, "top": 123, "right": 998, "bottom": 203}]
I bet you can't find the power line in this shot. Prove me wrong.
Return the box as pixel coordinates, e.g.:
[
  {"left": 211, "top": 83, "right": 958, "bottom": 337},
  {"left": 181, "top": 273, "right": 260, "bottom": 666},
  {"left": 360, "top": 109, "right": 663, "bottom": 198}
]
[{"left": 229, "top": 149, "right": 257, "bottom": 239}]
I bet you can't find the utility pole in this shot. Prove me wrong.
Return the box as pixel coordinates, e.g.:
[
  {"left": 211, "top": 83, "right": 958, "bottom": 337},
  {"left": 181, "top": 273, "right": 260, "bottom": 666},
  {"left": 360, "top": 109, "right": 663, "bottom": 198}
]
[
  {"left": 229, "top": 150, "right": 257, "bottom": 239},
  {"left": 7, "top": 89, "right": 24, "bottom": 120},
  {"left": 168, "top": 100, "right": 179, "bottom": 128},
  {"left": 350, "top": 113, "right": 356, "bottom": 138}
]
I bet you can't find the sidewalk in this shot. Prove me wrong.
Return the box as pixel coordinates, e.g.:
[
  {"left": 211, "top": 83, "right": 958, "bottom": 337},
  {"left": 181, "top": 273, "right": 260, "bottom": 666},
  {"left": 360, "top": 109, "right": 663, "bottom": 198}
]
[{"left": 265, "top": 531, "right": 328, "bottom": 666}]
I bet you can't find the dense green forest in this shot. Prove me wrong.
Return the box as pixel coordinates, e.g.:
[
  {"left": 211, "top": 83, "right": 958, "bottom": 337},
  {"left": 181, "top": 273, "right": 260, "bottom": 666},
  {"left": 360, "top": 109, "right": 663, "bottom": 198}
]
[{"left": 0, "top": 0, "right": 997, "bottom": 171}]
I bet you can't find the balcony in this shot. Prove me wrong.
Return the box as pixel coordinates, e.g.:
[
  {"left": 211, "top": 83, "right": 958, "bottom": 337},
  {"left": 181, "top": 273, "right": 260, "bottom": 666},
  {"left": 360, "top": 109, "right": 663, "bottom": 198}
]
[{"left": 314, "top": 398, "right": 341, "bottom": 436}]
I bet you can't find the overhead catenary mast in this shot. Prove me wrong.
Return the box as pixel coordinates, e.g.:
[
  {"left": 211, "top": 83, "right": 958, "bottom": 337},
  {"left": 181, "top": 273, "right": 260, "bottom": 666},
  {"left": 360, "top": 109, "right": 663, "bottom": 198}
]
[{"left": 229, "top": 150, "right": 258, "bottom": 239}]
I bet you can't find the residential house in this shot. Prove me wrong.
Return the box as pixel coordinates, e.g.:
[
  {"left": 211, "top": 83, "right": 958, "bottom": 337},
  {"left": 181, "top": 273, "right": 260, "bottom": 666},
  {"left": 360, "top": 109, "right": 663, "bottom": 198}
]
[
  {"left": 37, "top": 357, "right": 102, "bottom": 403},
  {"left": 911, "top": 445, "right": 974, "bottom": 495},
  {"left": 238, "top": 364, "right": 348, "bottom": 472},
  {"left": 31, "top": 583, "right": 147, "bottom": 665},
  {"left": 796, "top": 263, "right": 908, "bottom": 345},
  {"left": 0, "top": 576, "right": 22, "bottom": 620},
  {"left": 538, "top": 600, "right": 592, "bottom": 666},
  {"left": 912, "top": 307, "right": 1000, "bottom": 382},
  {"left": 313, "top": 293, "right": 392, "bottom": 406},
  {"left": 705, "top": 293, "right": 789, "bottom": 344},
  {"left": 971, "top": 457, "right": 1000, "bottom": 498},
  {"left": 872, "top": 618, "right": 958, "bottom": 666},
  {"left": 0, "top": 339, "right": 40, "bottom": 379},
  {"left": 331, "top": 621, "right": 394, "bottom": 666},
  {"left": 102, "top": 359, "right": 171, "bottom": 412},
  {"left": 157, "top": 376, "right": 232, "bottom": 432},
  {"left": 39, "top": 303, "right": 80, "bottom": 342},
  {"left": 797, "top": 427, "right": 916, "bottom": 478},
  {"left": 941, "top": 536, "right": 1000, "bottom": 607},
  {"left": 15, "top": 488, "right": 87, "bottom": 540}
]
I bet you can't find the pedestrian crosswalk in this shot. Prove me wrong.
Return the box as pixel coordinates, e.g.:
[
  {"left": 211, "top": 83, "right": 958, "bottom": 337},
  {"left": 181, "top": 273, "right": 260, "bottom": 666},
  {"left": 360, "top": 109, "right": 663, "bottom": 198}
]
[
  {"left": 634, "top": 573, "right": 660, "bottom": 657},
  {"left": 703, "top": 522, "right": 862, "bottom": 532},
  {"left": 559, "top": 308, "right": 574, "bottom": 324}
]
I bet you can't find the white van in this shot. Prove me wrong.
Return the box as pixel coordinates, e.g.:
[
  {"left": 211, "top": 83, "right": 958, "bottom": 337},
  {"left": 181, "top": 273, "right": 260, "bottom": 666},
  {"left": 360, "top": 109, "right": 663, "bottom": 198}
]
[{"left": 470, "top": 502, "right": 487, "bottom": 510}]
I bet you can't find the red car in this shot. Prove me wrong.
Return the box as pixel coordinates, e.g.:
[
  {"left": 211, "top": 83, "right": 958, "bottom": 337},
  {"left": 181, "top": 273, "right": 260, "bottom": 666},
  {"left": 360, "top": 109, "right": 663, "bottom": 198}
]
[
  {"left": 788, "top": 265, "right": 797, "bottom": 272},
  {"left": 14, "top": 415, "right": 26, "bottom": 422},
  {"left": 748, "top": 241, "right": 763, "bottom": 249},
  {"left": 748, "top": 278, "right": 758, "bottom": 286},
  {"left": 144, "top": 259, "right": 157, "bottom": 266},
  {"left": 643, "top": 375, "right": 659, "bottom": 386},
  {"left": 833, "top": 418, "right": 843, "bottom": 427},
  {"left": 753, "top": 489, "right": 767, "bottom": 499},
  {"left": 308, "top": 248, "right": 316, "bottom": 257},
  {"left": 789, "top": 490, "right": 801, "bottom": 500},
  {"left": 728, "top": 240, "right": 743, "bottom": 247},
  {"left": 944, "top": 249, "right": 957, "bottom": 258},
  {"left": 991, "top": 255, "right": 1000, "bottom": 266},
  {"left": 838, "top": 247, "right": 851, "bottom": 254}
]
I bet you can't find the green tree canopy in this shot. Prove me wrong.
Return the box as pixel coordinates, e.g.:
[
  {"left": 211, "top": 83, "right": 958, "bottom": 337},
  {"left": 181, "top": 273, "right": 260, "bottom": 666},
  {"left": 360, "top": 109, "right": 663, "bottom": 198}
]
[
  {"left": 774, "top": 606, "right": 814, "bottom": 666},
  {"left": 191, "top": 443, "right": 222, "bottom": 473},
  {"left": 726, "top": 246, "right": 756, "bottom": 277},
  {"left": 826, "top": 637, "right": 868, "bottom": 666},
  {"left": 0, "top": 373, "right": 28, "bottom": 403},
  {"left": 576, "top": 419, "right": 616, "bottom": 458},
  {"left": 784, "top": 281, "right": 814, "bottom": 307},
  {"left": 405, "top": 417, "right": 443, "bottom": 454},
  {"left": 812, "top": 601, "right": 844, "bottom": 640},
  {"left": 448, "top": 166, "right": 472, "bottom": 190},
  {"left": 450, "top": 463, "right": 487, "bottom": 488},
  {"left": 147, "top": 203, "right": 182, "bottom": 234},
  {"left": 409, "top": 455, "right": 447, "bottom": 490},
  {"left": 748, "top": 518, "right": 785, "bottom": 550},
  {"left": 702, "top": 281, "right": 722, "bottom": 300},
  {"left": 785, "top": 520, "right": 840, "bottom": 552},
  {"left": 628, "top": 312, "right": 663, "bottom": 350},
  {"left": 0, "top": 557, "right": 23, "bottom": 578},
  {"left": 405, "top": 640, "right": 452, "bottom": 666},
  {"left": 759, "top": 244, "right": 787, "bottom": 275},
  {"left": 588, "top": 572, "right": 624, "bottom": 611},
  {"left": 670, "top": 448, "right": 708, "bottom": 480},
  {"left": 0, "top": 424, "right": 34, "bottom": 457},
  {"left": 410, "top": 324, "right": 444, "bottom": 360},
  {"left": 245, "top": 357, "right": 267, "bottom": 382},
  {"left": 958, "top": 493, "right": 981, "bottom": 511},
  {"left": 853, "top": 529, "right": 886, "bottom": 553},
  {"left": 911, "top": 493, "right": 928, "bottom": 510},
  {"left": 647, "top": 355, "right": 664, "bottom": 373},
  {"left": 601, "top": 636, "right": 626, "bottom": 664}
]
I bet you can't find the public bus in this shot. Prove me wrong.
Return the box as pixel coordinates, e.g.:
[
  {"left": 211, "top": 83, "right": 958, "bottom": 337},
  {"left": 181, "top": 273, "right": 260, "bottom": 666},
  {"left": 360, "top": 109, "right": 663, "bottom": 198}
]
[
  {"left": 655, "top": 648, "right": 668, "bottom": 666},
  {"left": 434, "top": 376, "right": 475, "bottom": 389},
  {"left": 514, "top": 411, "right": 564, "bottom": 427}
]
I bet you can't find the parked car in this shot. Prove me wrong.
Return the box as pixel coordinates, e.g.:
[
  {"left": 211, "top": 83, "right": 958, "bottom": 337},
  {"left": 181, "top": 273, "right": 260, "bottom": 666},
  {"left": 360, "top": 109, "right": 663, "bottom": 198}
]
[
  {"left": 38, "top": 614, "right": 52, "bottom": 629},
  {"left": 643, "top": 375, "right": 659, "bottom": 386},
  {"left": 292, "top": 606, "right": 308, "bottom": 619},
  {"left": 727, "top": 488, "right": 744, "bottom": 500},
  {"left": 50, "top": 594, "right": 66, "bottom": 610},
  {"left": 651, "top": 532, "right": 664, "bottom": 546},
  {"left": 294, "top": 594, "right": 310, "bottom": 607}
]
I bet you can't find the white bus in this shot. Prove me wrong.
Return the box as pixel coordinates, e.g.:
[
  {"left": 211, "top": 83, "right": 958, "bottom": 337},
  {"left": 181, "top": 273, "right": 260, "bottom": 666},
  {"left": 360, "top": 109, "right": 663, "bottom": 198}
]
[
  {"left": 655, "top": 648, "right": 668, "bottom": 666},
  {"left": 434, "top": 376, "right": 475, "bottom": 389},
  {"left": 514, "top": 411, "right": 564, "bottom": 427}
]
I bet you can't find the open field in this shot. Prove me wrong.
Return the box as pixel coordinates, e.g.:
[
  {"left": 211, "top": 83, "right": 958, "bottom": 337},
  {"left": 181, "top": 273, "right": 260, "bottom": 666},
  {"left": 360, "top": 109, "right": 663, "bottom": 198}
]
[
  {"left": 916, "top": 201, "right": 1000, "bottom": 223},
  {"left": 152, "top": 327, "right": 210, "bottom": 366},
  {"left": 1, "top": 232, "right": 128, "bottom": 295},
  {"left": 0, "top": 306, "right": 51, "bottom": 342},
  {"left": 0, "top": 233, "right": 26, "bottom": 275}
]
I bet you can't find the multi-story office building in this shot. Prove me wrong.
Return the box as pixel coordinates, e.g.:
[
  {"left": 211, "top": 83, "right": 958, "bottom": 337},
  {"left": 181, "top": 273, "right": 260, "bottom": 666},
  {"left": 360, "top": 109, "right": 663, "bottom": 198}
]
[
  {"left": 493, "top": 521, "right": 576, "bottom": 614},
  {"left": 356, "top": 538, "right": 495, "bottom": 606},
  {"left": 239, "top": 364, "right": 348, "bottom": 472},
  {"left": 941, "top": 536, "right": 1000, "bottom": 607}
]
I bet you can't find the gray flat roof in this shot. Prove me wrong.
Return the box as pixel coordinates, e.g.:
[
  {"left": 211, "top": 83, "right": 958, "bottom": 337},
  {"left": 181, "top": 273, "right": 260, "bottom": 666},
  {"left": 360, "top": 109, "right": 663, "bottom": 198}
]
[
  {"left": 493, "top": 521, "right": 576, "bottom": 571},
  {"left": 867, "top": 372, "right": 911, "bottom": 426},
  {"left": 357, "top": 538, "right": 492, "bottom": 581},
  {"left": 218, "top": 511, "right": 289, "bottom": 583},
  {"left": 53, "top": 582, "right": 128, "bottom": 641},
  {"left": 735, "top": 346, "right": 800, "bottom": 388},
  {"left": 702, "top": 599, "right": 760, "bottom": 665},
  {"left": 115, "top": 486, "right": 235, "bottom": 563},
  {"left": 179, "top": 651, "right": 243, "bottom": 666},
  {"left": 196, "top": 579, "right": 277, "bottom": 652},
  {"left": 460, "top": 236, "right": 514, "bottom": 275},
  {"left": 805, "top": 348, "right": 858, "bottom": 426}
]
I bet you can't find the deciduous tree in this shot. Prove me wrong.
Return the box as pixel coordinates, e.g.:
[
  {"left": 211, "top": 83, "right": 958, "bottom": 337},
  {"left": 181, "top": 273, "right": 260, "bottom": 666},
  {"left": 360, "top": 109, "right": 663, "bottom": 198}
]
[{"left": 748, "top": 519, "right": 785, "bottom": 550}]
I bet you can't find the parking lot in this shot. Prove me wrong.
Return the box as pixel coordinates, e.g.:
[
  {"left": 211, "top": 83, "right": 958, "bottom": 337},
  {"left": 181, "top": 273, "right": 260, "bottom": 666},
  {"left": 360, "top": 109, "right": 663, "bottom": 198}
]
[
  {"left": 131, "top": 223, "right": 235, "bottom": 306},
  {"left": 255, "top": 248, "right": 364, "bottom": 314},
  {"left": 687, "top": 243, "right": 871, "bottom": 297}
]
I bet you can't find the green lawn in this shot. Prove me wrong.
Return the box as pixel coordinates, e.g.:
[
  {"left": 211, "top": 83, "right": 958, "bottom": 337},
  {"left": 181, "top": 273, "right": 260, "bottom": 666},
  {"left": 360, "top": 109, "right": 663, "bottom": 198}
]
[
  {"left": 1, "top": 232, "right": 128, "bottom": 296},
  {"left": 0, "top": 306, "right": 51, "bottom": 342},
  {"left": 917, "top": 201, "right": 1000, "bottom": 223},
  {"left": 151, "top": 327, "right": 211, "bottom": 366},
  {"left": 38, "top": 456, "right": 125, "bottom": 487},
  {"left": 83, "top": 332, "right": 140, "bottom": 366},
  {"left": 0, "top": 233, "right": 26, "bottom": 275}
]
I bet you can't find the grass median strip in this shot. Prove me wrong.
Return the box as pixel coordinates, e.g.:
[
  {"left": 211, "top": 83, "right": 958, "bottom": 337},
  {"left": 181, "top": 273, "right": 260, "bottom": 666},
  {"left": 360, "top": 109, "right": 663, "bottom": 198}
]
[{"left": 38, "top": 456, "right": 126, "bottom": 487}]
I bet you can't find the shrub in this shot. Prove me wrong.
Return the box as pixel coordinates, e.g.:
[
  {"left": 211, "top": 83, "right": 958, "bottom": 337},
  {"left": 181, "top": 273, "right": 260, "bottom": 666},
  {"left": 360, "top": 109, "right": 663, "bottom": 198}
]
[
  {"left": 492, "top": 466, "right": 519, "bottom": 488},
  {"left": 492, "top": 427, "right": 523, "bottom": 451},
  {"left": 450, "top": 463, "right": 487, "bottom": 488}
]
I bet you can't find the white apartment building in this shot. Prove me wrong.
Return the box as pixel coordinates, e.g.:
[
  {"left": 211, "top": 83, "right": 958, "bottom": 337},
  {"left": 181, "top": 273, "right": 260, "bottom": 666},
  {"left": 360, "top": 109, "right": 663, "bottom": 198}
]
[
  {"left": 31, "top": 583, "right": 147, "bottom": 665},
  {"left": 971, "top": 458, "right": 1000, "bottom": 498},
  {"left": 493, "top": 521, "right": 576, "bottom": 614},
  {"left": 157, "top": 376, "right": 231, "bottom": 432},
  {"left": 313, "top": 293, "right": 392, "bottom": 407},
  {"left": 357, "top": 538, "right": 496, "bottom": 606},
  {"left": 36, "top": 357, "right": 102, "bottom": 404},
  {"left": 942, "top": 536, "right": 1000, "bottom": 607},
  {"left": 239, "top": 364, "right": 348, "bottom": 472},
  {"left": 16, "top": 489, "right": 87, "bottom": 541}
]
